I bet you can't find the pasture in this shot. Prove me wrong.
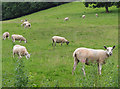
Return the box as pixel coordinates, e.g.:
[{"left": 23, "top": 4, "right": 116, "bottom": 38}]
[{"left": 2, "top": 2, "right": 118, "bottom": 87}]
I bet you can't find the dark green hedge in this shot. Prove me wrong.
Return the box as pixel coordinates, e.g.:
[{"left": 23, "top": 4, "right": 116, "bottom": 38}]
[{"left": 2, "top": 2, "right": 67, "bottom": 21}]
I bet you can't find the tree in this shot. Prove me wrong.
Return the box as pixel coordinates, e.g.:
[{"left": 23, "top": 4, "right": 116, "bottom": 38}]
[
  {"left": 2, "top": 2, "right": 67, "bottom": 20},
  {"left": 84, "top": 2, "right": 119, "bottom": 13}
]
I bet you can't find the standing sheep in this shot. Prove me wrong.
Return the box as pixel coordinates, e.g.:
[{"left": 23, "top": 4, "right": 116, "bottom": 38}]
[
  {"left": 72, "top": 46, "right": 115, "bottom": 76},
  {"left": 3, "top": 32, "right": 10, "bottom": 40},
  {"left": 12, "top": 34, "right": 27, "bottom": 43},
  {"left": 21, "top": 20, "right": 29, "bottom": 27},
  {"left": 13, "top": 45, "right": 31, "bottom": 59},
  {"left": 82, "top": 15, "right": 85, "bottom": 19},
  {"left": 24, "top": 23, "right": 31, "bottom": 28},
  {"left": 64, "top": 17, "right": 69, "bottom": 21},
  {"left": 52, "top": 36, "right": 69, "bottom": 46},
  {"left": 21, "top": 19, "right": 31, "bottom": 28},
  {"left": 96, "top": 13, "right": 98, "bottom": 17}
]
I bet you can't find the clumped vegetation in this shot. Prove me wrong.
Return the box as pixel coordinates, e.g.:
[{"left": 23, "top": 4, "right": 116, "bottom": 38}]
[
  {"left": 2, "top": 2, "right": 118, "bottom": 87},
  {"left": 84, "top": 2, "right": 120, "bottom": 13},
  {"left": 2, "top": 2, "right": 66, "bottom": 20},
  {"left": 14, "top": 59, "right": 28, "bottom": 87}
]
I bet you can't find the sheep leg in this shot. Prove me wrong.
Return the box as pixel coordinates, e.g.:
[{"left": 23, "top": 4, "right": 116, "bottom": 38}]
[
  {"left": 52, "top": 39, "right": 54, "bottom": 46},
  {"left": 55, "top": 42, "right": 56, "bottom": 46},
  {"left": 72, "top": 58, "right": 79, "bottom": 75},
  {"left": 82, "top": 65, "right": 86, "bottom": 76},
  {"left": 61, "top": 42, "right": 62, "bottom": 46},
  {"left": 18, "top": 53, "right": 22, "bottom": 59},
  {"left": 4, "top": 37, "right": 6, "bottom": 40},
  {"left": 12, "top": 39, "right": 15, "bottom": 42},
  {"left": 98, "top": 63, "right": 102, "bottom": 75}
]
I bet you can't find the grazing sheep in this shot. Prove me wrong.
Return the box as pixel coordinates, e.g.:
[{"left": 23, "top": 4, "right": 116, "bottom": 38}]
[
  {"left": 21, "top": 19, "right": 30, "bottom": 28},
  {"left": 24, "top": 23, "right": 31, "bottom": 28},
  {"left": 21, "top": 20, "right": 24, "bottom": 22},
  {"left": 64, "top": 17, "right": 69, "bottom": 21},
  {"left": 13, "top": 45, "right": 31, "bottom": 59},
  {"left": 3, "top": 32, "right": 10, "bottom": 40},
  {"left": 96, "top": 13, "right": 98, "bottom": 17},
  {"left": 52, "top": 36, "right": 69, "bottom": 46},
  {"left": 82, "top": 15, "right": 85, "bottom": 19},
  {"left": 12, "top": 34, "right": 27, "bottom": 43},
  {"left": 72, "top": 46, "right": 116, "bottom": 76}
]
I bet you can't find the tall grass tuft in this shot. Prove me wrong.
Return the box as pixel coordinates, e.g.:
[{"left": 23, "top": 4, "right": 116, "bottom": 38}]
[{"left": 14, "top": 59, "right": 28, "bottom": 87}]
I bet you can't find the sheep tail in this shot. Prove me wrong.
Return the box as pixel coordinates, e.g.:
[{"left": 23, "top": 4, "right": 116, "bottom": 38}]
[{"left": 73, "top": 51, "right": 77, "bottom": 58}]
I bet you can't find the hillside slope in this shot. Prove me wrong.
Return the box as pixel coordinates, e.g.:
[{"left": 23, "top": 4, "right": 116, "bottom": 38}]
[{"left": 2, "top": 2, "right": 118, "bottom": 87}]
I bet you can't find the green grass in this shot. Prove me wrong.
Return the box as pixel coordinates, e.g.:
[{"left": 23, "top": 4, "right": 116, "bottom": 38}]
[{"left": 2, "top": 2, "right": 118, "bottom": 87}]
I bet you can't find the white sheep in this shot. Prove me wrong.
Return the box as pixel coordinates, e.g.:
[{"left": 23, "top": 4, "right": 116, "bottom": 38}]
[
  {"left": 21, "top": 21, "right": 29, "bottom": 26},
  {"left": 21, "top": 20, "right": 24, "bottom": 22},
  {"left": 24, "top": 23, "right": 31, "bottom": 28},
  {"left": 82, "top": 15, "right": 85, "bottom": 19},
  {"left": 13, "top": 45, "right": 31, "bottom": 59},
  {"left": 96, "top": 13, "right": 98, "bottom": 17},
  {"left": 21, "top": 19, "right": 31, "bottom": 28},
  {"left": 52, "top": 36, "right": 69, "bottom": 46},
  {"left": 3, "top": 32, "right": 10, "bottom": 40},
  {"left": 64, "top": 17, "right": 69, "bottom": 21},
  {"left": 72, "top": 46, "right": 116, "bottom": 76},
  {"left": 12, "top": 34, "right": 27, "bottom": 43}
]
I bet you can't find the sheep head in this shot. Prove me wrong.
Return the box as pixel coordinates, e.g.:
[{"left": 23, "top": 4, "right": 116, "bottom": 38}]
[{"left": 104, "top": 45, "right": 116, "bottom": 56}]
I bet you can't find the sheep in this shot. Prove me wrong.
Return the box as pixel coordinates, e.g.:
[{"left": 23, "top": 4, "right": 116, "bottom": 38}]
[
  {"left": 12, "top": 34, "right": 27, "bottom": 43},
  {"left": 13, "top": 45, "right": 31, "bottom": 59},
  {"left": 21, "top": 20, "right": 24, "bottom": 22},
  {"left": 52, "top": 36, "right": 69, "bottom": 46},
  {"left": 24, "top": 23, "right": 31, "bottom": 28},
  {"left": 64, "top": 17, "right": 69, "bottom": 21},
  {"left": 82, "top": 15, "right": 85, "bottom": 19},
  {"left": 3, "top": 32, "right": 10, "bottom": 40},
  {"left": 21, "top": 21, "right": 29, "bottom": 27},
  {"left": 21, "top": 19, "right": 31, "bottom": 28},
  {"left": 96, "top": 13, "right": 98, "bottom": 17},
  {"left": 72, "top": 45, "right": 116, "bottom": 76}
]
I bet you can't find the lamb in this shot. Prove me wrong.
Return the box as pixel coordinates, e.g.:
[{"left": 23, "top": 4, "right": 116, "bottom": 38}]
[
  {"left": 96, "top": 13, "right": 98, "bottom": 17},
  {"left": 3, "top": 32, "right": 10, "bottom": 40},
  {"left": 72, "top": 45, "right": 116, "bottom": 76},
  {"left": 21, "top": 20, "right": 24, "bottom": 22},
  {"left": 64, "top": 17, "right": 69, "bottom": 21},
  {"left": 52, "top": 36, "right": 69, "bottom": 46},
  {"left": 12, "top": 34, "right": 27, "bottom": 43},
  {"left": 13, "top": 45, "right": 31, "bottom": 59},
  {"left": 82, "top": 15, "right": 85, "bottom": 19},
  {"left": 21, "top": 19, "right": 31, "bottom": 28},
  {"left": 21, "top": 20, "right": 29, "bottom": 26},
  {"left": 24, "top": 23, "right": 31, "bottom": 28}
]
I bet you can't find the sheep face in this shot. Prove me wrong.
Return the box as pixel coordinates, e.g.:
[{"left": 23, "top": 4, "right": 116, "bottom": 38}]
[
  {"left": 104, "top": 46, "right": 115, "bottom": 56},
  {"left": 26, "top": 53, "right": 30, "bottom": 59},
  {"left": 66, "top": 41, "right": 69, "bottom": 45}
]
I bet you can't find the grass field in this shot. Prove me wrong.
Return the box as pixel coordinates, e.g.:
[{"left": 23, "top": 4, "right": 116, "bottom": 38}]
[{"left": 2, "top": 2, "right": 118, "bottom": 87}]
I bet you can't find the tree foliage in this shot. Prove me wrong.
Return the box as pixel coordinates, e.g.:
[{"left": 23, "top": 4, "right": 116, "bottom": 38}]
[
  {"left": 84, "top": 2, "right": 120, "bottom": 13},
  {"left": 2, "top": 2, "right": 66, "bottom": 20}
]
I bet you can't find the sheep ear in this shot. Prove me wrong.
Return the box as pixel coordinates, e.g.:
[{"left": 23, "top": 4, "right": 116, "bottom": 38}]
[
  {"left": 112, "top": 45, "right": 115, "bottom": 49},
  {"left": 104, "top": 46, "right": 107, "bottom": 49}
]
